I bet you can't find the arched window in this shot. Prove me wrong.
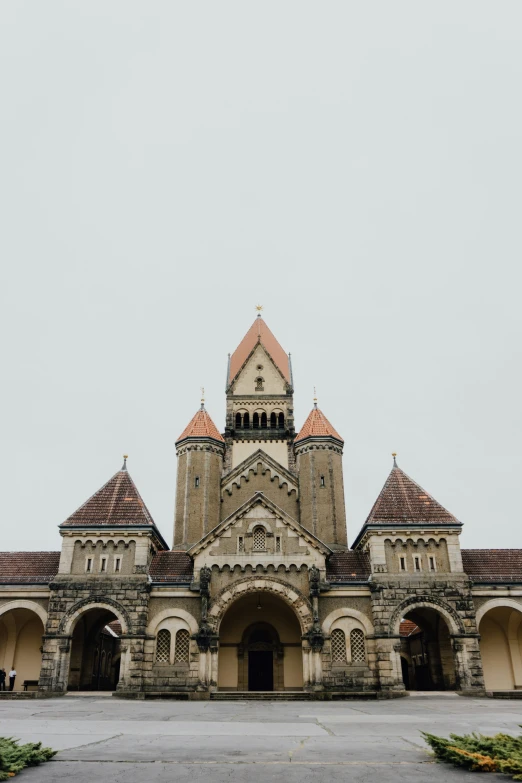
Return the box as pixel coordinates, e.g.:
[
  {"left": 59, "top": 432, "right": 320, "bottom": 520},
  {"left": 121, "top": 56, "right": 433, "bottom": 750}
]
[
  {"left": 93, "top": 648, "right": 99, "bottom": 674},
  {"left": 100, "top": 650, "right": 106, "bottom": 676},
  {"left": 350, "top": 629, "right": 366, "bottom": 663},
  {"left": 261, "top": 412, "right": 267, "bottom": 428},
  {"left": 156, "top": 629, "right": 171, "bottom": 663},
  {"left": 255, "top": 377, "right": 264, "bottom": 391},
  {"left": 331, "top": 629, "right": 347, "bottom": 663},
  {"left": 243, "top": 412, "right": 250, "bottom": 428},
  {"left": 235, "top": 412, "right": 242, "bottom": 429},
  {"left": 174, "top": 629, "right": 190, "bottom": 664},
  {"left": 253, "top": 412, "right": 259, "bottom": 429},
  {"left": 107, "top": 652, "right": 112, "bottom": 676},
  {"left": 253, "top": 526, "right": 266, "bottom": 551},
  {"left": 270, "top": 412, "right": 276, "bottom": 428},
  {"left": 278, "top": 413, "right": 285, "bottom": 429}
]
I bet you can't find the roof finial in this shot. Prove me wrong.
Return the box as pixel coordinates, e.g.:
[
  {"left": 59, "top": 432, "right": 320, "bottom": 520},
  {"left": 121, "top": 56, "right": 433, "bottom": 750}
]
[
  {"left": 392, "top": 452, "right": 398, "bottom": 467},
  {"left": 200, "top": 387, "right": 205, "bottom": 410},
  {"left": 313, "top": 387, "right": 318, "bottom": 409},
  {"left": 122, "top": 454, "right": 128, "bottom": 471},
  {"left": 255, "top": 304, "right": 263, "bottom": 318}
]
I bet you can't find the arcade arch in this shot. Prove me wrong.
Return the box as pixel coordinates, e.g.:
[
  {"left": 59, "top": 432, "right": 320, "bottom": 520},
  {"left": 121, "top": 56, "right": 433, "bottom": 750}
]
[
  {"left": 477, "top": 600, "right": 522, "bottom": 691},
  {"left": 0, "top": 602, "right": 46, "bottom": 691}
]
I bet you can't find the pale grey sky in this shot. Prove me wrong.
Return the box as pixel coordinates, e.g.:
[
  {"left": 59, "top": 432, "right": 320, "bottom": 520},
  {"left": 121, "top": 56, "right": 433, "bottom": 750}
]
[{"left": 1, "top": 1, "right": 521, "bottom": 552}]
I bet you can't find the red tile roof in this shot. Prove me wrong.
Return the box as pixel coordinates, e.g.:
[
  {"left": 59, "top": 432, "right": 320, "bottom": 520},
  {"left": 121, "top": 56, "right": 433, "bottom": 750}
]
[
  {"left": 295, "top": 405, "right": 343, "bottom": 444},
  {"left": 326, "top": 551, "right": 371, "bottom": 582},
  {"left": 149, "top": 551, "right": 194, "bottom": 582},
  {"left": 105, "top": 620, "right": 122, "bottom": 636},
  {"left": 462, "top": 549, "right": 522, "bottom": 583},
  {"left": 176, "top": 406, "right": 224, "bottom": 444},
  {"left": 61, "top": 468, "right": 156, "bottom": 527},
  {"left": 0, "top": 552, "right": 60, "bottom": 583},
  {"left": 228, "top": 317, "right": 290, "bottom": 384},
  {"left": 400, "top": 620, "right": 421, "bottom": 637},
  {"left": 363, "top": 465, "right": 458, "bottom": 525}
]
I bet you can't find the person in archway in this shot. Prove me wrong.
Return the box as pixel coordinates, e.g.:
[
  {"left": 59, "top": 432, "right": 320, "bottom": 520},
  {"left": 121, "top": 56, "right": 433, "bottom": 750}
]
[
  {"left": 0, "top": 669, "right": 5, "bottom": 691},
  {"left": 8, "top": 668, "right": 16, "bottom": 691}
]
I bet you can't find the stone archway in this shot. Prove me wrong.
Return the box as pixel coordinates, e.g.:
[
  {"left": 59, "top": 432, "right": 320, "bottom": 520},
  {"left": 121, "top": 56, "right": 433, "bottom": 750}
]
[
  {"left": 209, "top": 577, "right": 313, "bottom": 634},
  {"left": 214, "top": 583, "right": 309, "bottom": 692},
  {"left": 46, "top": 600, "right": 131, "bottom": 693}
]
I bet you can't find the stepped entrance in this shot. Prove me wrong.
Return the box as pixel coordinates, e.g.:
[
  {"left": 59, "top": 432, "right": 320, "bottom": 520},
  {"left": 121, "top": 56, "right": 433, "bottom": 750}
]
[{"left": 217, "top": 591, "right": 303, "bottom": 692}]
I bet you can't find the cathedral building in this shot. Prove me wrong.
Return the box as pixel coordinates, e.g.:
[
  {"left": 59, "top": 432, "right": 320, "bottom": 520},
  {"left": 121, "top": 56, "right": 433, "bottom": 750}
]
[{"left": 1, "top": 314, "right": 522, "bottom": 698}]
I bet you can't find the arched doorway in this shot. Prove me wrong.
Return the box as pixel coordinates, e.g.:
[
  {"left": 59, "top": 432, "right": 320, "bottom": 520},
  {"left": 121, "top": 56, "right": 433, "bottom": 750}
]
[
  {"left": 399, "top": 608, "right": 456, "bottom": 691},
  {"left": 68, "top": 607, "right": 122, "bottom": 691},
  {"left": 0, "top": 604, "right": 46, "bottom": 691},
  {"left": 218, "top": 592, "right": 303, "bottom": 692},
  {"left": 477, "top": 602, "right": 522, "bottom": 691}
]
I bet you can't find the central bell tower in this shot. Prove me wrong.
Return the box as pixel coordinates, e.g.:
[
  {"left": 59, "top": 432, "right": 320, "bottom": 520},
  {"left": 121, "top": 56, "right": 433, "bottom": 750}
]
[{"left": 224, "top": 311, "right": 295, "bottom": 473}]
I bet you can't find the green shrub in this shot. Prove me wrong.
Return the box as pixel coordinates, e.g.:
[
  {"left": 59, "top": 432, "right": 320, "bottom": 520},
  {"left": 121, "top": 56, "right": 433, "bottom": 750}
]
[
  {"left": 422, "top": 728, "right": 522, "bottom": 780},
  {"left": 0, "top": 737, "right": 56, "bottom": 780}
]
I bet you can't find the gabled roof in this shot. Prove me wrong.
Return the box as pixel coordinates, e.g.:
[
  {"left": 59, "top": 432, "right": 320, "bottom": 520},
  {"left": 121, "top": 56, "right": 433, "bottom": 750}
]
[
  {"left": 462, "top": 549, "right": 522, "bottom": 583},
  {"left": 228, "top": 316, "right": 290, "bottom": 385},
  {"left": 0, "top": 552, "right": 60, "bottom": 584},
  {"left": 295, "top": 405, "right": 343, "bottom": 444},
  {"left": 149, "top": 551, "right": 194, "bottom": 583},
  {"left": 363, "top": 462, "right": 459, "bottom": 526},
  {"left": 221, "top": 448, "right": 298, "bottom": 494},
  {"left": 61, "top": 463, "right": 157, "bottom": 529},
  {"left": 188, "top": 491, "right": 332, "bottom": 557},
  {"left": 326, "top": 551, "right": 370, "bottom": 582},
  {"left": 176, "top": 406, "right": 224, "bottom": 444}
]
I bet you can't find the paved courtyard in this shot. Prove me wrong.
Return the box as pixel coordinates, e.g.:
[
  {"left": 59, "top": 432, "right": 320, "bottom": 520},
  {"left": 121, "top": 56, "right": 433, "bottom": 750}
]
[{"left": 0, "top": 694, "right": 520, "bottom": 782}]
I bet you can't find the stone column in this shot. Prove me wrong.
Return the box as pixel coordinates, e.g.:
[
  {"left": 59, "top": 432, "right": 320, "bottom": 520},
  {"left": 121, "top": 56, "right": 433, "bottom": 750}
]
[
  {"left": 452, "top": 635, "right": 484, "bottom": 692},
  {"left": 302, "top": 644, "right": 311, "bottom": 689},
  {"left": 375, "top": 637, "right": 405, "bottom": 691},
  {"left": 210, "top": 645, "right": 219, "bottom": 692}
]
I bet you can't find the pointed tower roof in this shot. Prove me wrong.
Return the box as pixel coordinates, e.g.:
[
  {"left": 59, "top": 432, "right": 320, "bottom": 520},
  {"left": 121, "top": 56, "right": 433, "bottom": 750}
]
[
  {"left": 364, "top": 460, "right": 459, "bottom": 526},
  {"left": 61, "top": 460, "right": 156, "bottom": 529},
  {"left": 295, "top": 405, "right": 343, "bottom": 444},
  {"left": 228, "top": 316, "right": 290, "bottom": 385},
  {"left": 176, "top": 405, "right": 224, "bottom": 445}
]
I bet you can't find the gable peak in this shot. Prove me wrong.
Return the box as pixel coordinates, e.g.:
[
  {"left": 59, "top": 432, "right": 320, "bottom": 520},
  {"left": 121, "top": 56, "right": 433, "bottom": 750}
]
[{"left": 228, "top": 316, "right": 290, "bottom": 385}]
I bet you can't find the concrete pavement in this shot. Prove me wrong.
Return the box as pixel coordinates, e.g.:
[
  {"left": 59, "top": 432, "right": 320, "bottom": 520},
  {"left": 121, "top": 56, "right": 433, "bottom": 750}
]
[{"left": 0, "top": 694, "right": 519, "bottom": 781}]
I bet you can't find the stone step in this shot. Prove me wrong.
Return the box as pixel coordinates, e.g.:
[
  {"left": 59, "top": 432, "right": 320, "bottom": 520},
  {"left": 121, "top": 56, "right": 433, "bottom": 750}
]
[{"left": 211, "top": 691, "right": 313, "bottom": 700}]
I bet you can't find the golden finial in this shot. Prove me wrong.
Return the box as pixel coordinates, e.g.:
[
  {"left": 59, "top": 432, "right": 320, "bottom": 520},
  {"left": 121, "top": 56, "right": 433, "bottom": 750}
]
[
  {"left": 200, "top": 387, "right": 205, "bottom": 409},
  {"left": 392, "top": 452, "right": 398, "bottom": 467},
  {"left": 313, "top": 387, "right": 318, "bottom": 408},
  {"left": 255, "top": 304, "right": 263, "bottom": 317},
  {"left": 122, "top": 454, "right": 128, "bottom": 471}
]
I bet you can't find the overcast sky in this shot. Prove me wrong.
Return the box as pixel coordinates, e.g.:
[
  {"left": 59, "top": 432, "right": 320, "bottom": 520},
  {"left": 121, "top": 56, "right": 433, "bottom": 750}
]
[{"left": 1, "top": 1, "right": 521, "bottom": 552}]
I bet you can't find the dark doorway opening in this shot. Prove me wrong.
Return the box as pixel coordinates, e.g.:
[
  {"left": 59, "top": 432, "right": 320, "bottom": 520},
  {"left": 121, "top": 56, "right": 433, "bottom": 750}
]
[
  {"left": 399, "top": 608, "right": 456, "bottom": 691},
  {"left": 248, "top": 650, "right": 274, "bottom": 691}
]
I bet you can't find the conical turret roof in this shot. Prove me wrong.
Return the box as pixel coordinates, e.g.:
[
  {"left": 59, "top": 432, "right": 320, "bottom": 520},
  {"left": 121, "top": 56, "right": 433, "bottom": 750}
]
[
  {"left": 176, "top": 406, "right": 224, "bottom": 444},
  {"left": 295, "top": 405, "right": 343, "bottom": 444},
  {"left": 61, "top": 461, "right": 157, "bottom": 528},
  {"left": 228, "top": 316, "right": 290, "bottom": 385},
  {"left": 364, "top": 461, "right": 458, "bottom": 525}
]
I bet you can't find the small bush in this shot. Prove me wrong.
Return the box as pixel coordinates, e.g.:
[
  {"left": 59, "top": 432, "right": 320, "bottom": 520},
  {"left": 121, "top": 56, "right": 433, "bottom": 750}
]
[
  {"left": 422, "top": 728, "right": 522, "bottom": 780},
  {"left": 0, "top": 737, "right": 56, "bottom": 780}
]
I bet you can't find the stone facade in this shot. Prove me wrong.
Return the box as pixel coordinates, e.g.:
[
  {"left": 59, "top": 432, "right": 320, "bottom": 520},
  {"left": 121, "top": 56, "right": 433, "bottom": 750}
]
[{"left": 1, "top": 315, "right": 522, "bottom": 698}]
